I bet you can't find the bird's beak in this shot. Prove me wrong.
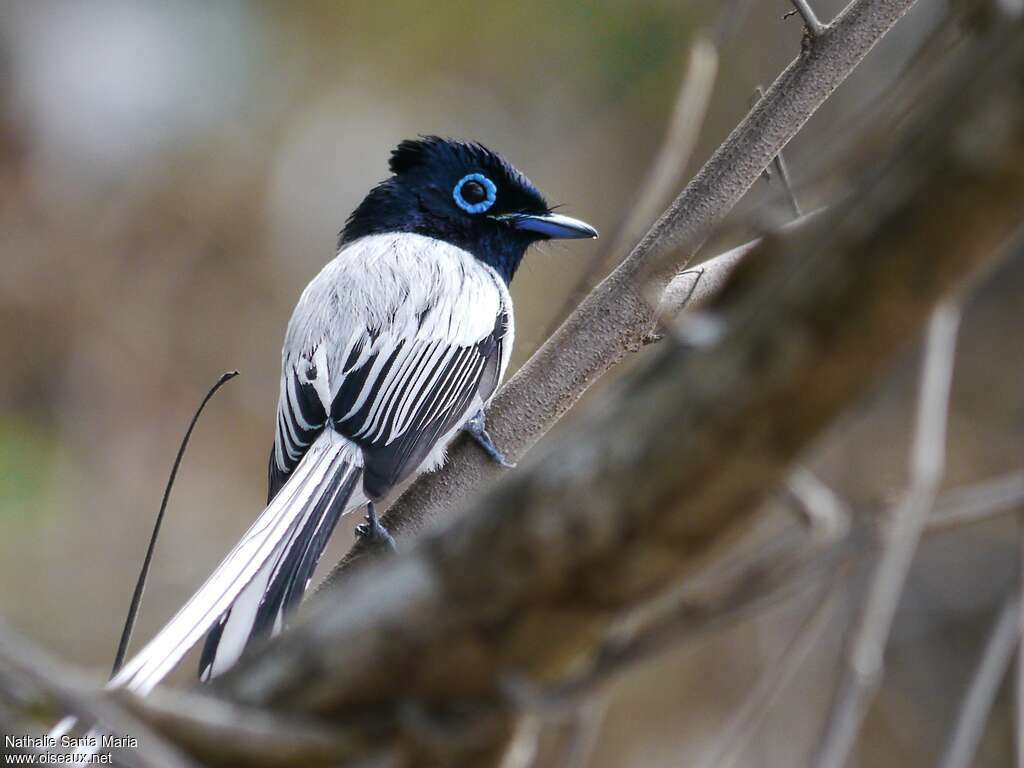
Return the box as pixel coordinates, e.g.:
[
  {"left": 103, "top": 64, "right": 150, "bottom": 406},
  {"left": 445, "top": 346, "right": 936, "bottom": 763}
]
[{"left": 496, "top": 212, "right": 599, "bottom": 240}]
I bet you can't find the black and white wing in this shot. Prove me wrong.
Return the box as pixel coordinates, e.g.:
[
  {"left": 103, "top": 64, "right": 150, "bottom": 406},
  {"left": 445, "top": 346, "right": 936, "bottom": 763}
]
[
  {"left": 201, "top": 233, "right": 515, "bottom": 679},
  {"left": 245, "top": 233, "right": 513, "bottom": 636},
  {"left": 270, "top": 231, "right": 515, "bottom": 500}
]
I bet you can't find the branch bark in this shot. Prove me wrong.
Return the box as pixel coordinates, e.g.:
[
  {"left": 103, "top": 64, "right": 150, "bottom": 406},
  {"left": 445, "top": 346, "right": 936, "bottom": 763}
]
[
  {"left": 205, "top": 23, "right": 1024, "bottom": 767},
  {"left": 320, "top": 0, "right": 920, "bottom": 587}
]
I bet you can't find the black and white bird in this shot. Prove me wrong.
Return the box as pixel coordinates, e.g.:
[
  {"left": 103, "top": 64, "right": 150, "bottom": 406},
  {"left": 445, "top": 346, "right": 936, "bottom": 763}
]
[{"left": 109, "top": 136, "right": 597, "bottom": 694}]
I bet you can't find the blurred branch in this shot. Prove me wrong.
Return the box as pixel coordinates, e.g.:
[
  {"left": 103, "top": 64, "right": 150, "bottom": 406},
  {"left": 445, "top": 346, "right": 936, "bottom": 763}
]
[
  {"left": 117, "top": 688, "right": 375, "bottom": 768},
  {"left": 812, "top": 302, "right": 962, "bottom": 768},
  {"left": 0, "top": 621, "right": 196, "bottom": 768},
  {"left": 937, "top": 594, "right": 1021, "bottom": 768},
  {"left": 500, "top": 531, "right": 851, "bottom": 716},
  {"left": 0, "top": 617, "right": 370, "bottom": 768},
  {"left": 205, "top": 26, "right": 1024, "bottom": 765},
  {"left": 498, "top": 714, "right": 542, "bottom": 768},
  {"left": 321, "top": 0, "right": 919, "bottom": 587},
  {"left": 542, "top": 699, "right": 606, "bottom": 768},
  {"left": 1018, "top": 517, "right": 1024, "bottom": 768},
  {"left": 785, "top": 469, "right": 851, "bottom": 544},
  {"left": 547, "top": 16, "right": 725, "bottom": 334},
  {"left": 695, "top": 579, "right": 839, "bottom": 768},
  {"left": 925, "top": 469, "right": 1024, "bottom": 533},
  {"left": 657, "top": 208, "right": 825, "bottom": 321}
]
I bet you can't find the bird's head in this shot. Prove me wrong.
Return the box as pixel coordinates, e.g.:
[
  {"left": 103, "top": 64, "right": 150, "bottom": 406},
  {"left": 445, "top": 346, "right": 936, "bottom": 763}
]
[{"left": 339, "top": 136, "right": 598, "bottom": 283}]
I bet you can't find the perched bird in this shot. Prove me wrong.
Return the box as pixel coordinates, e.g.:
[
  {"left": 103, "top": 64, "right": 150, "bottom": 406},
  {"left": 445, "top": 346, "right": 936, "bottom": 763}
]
[{"left": 110, "top": 136, "right": 598, "bottom": 693}]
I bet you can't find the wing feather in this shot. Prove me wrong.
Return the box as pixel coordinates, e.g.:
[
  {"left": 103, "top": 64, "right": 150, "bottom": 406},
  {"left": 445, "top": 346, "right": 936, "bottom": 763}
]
[{"left": 270, "top": 233, "right": 514, "bottom": 497}]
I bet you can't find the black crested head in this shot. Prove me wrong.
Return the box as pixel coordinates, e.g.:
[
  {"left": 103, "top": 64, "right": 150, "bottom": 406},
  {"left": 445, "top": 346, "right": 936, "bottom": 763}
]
[{"left": 339, "top": 137, "right": 596, "bottom": 283}]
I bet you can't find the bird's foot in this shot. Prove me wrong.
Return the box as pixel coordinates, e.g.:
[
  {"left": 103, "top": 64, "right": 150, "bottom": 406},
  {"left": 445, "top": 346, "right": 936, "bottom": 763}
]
[
  {"left": 355, "top": 501, "right": 397, "bottom": 554},
  {"left": 463, "top": 410, "right": 516, "bottom": 468}
]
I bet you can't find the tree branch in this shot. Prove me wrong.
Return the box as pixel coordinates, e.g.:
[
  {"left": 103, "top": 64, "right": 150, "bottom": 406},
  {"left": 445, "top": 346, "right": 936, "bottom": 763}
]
[
  {"left": 321, "top": 0, "right": 921, "bottom": 587},
  {"left": 546, "top": 3, "right": 737, "bottom": 335},
  {"left": 207, "top": 24, "right": 1024, "bottom": 767},
  {"left": 0, "top": 622, "right": 197, "bottom": 768},
  {"left": 787, "top": 0, "right": 828, "bottom": 38},
  {"left": 925, "top": 470, "right": 1024, "bottom": 533}
]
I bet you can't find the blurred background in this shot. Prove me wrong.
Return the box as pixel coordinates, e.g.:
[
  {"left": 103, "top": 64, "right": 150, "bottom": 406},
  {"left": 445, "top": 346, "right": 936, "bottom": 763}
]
[{"left": 2, "top": 0, "right": 1022, "bottom": 765}]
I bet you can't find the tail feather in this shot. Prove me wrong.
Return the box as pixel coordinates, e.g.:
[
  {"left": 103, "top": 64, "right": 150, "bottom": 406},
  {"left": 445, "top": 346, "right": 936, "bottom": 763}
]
[
  {"left": 199, "top": 458, "right": 361, "bottom": 680},
  {"left": 257, "top": 469, "right": 357, "bottom": 635},
  {"left": 110, "top": 431, "right": 361, "bottom": 695}
]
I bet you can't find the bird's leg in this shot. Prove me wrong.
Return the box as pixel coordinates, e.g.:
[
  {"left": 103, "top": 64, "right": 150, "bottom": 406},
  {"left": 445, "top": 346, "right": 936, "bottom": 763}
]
[
  {"left": 463, "top": 409, "right": 516, "bottom": 468},
  {"left": 355, "top": 501, "right": 396, "bottom": 553}
]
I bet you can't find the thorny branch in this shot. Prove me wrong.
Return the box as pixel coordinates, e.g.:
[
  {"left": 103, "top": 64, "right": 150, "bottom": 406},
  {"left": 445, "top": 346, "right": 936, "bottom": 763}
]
[
  {"left": 201, "top": 25, "right": 1024, "bottom": 766},
  {"left": 546, "top": 1, "right": 741, "bottom": 335},
  {"left": 321, "top": 0, "right": 921, "bottom": 587},
  {"left": 786, "top": 0, "right": 828, "bottom": 37}
]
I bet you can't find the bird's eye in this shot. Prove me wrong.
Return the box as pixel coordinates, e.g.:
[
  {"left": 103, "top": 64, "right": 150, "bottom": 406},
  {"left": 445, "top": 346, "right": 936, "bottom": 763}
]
[{"left": 453, "top": 173, "right": 496, "bottom": 214}]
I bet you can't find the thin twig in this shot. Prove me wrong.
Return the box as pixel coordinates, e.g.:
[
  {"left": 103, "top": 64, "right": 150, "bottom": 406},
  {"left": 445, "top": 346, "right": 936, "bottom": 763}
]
[
  {"left": 752, "top": 85, "right": 803, "bottom": 217},
  {"left": 696, "top": 580, "right": 839, "bottom": 768},
  {"left": 112, "top": 370, "right": 239, "bottom": 676},
  {"left": 608, "top": 35, "right": 719, "bottom": 263},
  {"left": 925, "top": 470, "right": 1024, "bottom": 534},
  {"left": 786, "top": 468, "right": 851, "bottom": 544},
  {"left": 500, "top": 714, "right": 542, "bottom": 768},
  {"left": 771, "top": 147, "right": 802, "bottom": 218},
  {"left": 937, "top": 595, "right": 1021, "bottom": 768},
  {"left": 1018, "top": 515, "right": 1024, "bottom": 768},
  {"left": 558, "top": 700, "right": 606, "bottom": 768},
  {"left": 547, "top": 21, "right": 724, "bottom": 337},
  {"left": 502, "top": 533, "right": 850, "bottom": 716},
  {"left": 786, "top": 0, "right": 827, "bottom": 37},
  {"left": 812, "top": 302, "right": 962, "bottom": 768}
]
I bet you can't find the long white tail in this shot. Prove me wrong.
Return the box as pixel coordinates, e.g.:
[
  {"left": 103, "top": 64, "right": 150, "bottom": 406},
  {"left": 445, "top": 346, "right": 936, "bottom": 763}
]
[
  {"left": 110, "top": 431, "right": 361, "bottom": 695},
  {"left": 51, "top": 432, "right": 362, "bottom": 750}
]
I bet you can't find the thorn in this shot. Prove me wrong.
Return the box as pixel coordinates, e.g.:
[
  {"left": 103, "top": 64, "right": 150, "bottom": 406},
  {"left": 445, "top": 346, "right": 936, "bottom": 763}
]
[
  {"left": 752, "top": 85, "right": 801, "bottom": 218},
  {"left": 772, "top": 150, "right": 802, "bottom": 219},
  {"left": 785, "top": 0, "right": 826, "bottom": 37},
  {"left": 750, "top": 85, "right": 767, "bottom": 108},
  {"left": 749, "top": 88, "right": 770, "bottom": 185}
]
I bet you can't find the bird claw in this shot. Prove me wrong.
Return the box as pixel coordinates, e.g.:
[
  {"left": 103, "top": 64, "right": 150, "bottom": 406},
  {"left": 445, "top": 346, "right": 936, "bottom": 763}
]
[
  {"left": 463, "top": 410, "right": 516, "bottom": 468},
  {"left": 355, "top": 502, "right": 396, "bottom": 553}
]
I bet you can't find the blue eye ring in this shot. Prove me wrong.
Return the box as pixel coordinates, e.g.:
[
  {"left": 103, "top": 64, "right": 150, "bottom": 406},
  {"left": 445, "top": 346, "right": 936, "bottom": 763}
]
[{"left": 453, "top": 173, "right": 497, "bottom": 214}]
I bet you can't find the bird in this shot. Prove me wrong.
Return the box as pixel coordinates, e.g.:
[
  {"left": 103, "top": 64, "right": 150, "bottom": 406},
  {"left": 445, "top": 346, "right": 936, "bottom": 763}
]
[{"left": 108, "top": 136, "right": 598, "bottom": 694}]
